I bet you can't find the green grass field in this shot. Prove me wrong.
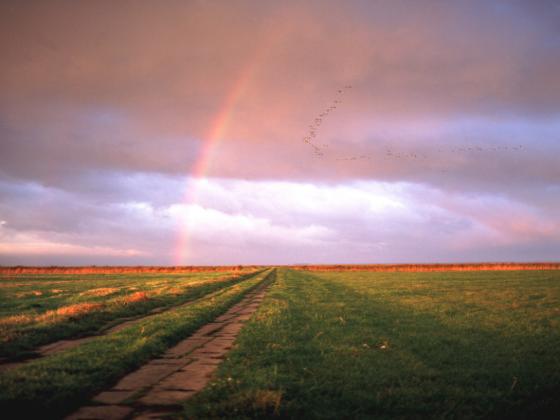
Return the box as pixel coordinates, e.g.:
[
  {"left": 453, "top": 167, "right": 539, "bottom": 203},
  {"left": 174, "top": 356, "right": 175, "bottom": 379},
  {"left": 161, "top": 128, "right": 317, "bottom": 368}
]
[
  {"left": 0, "top": 270, "right": 261, "bottom": 359},
  {"left": 0, "top": 267, "right": 559, "bottom": 418},
  {"left": 185, "top": 268, "right": 560, "bottom": 419},
  {"left": 0, "top": 269, "right": 272, "bottom": 417}
]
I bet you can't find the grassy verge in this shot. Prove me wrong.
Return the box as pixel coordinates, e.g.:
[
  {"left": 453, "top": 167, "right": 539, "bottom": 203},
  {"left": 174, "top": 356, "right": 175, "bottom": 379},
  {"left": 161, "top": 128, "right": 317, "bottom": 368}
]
[
  {"left": 0, "top": 269, "right": 273, "bottom": 418},
  {"left": 184, "top": 268, "right": 560, "bottom": 419},
  {"left": 0, "top": 271, "right": 262, "bottom": 359}
]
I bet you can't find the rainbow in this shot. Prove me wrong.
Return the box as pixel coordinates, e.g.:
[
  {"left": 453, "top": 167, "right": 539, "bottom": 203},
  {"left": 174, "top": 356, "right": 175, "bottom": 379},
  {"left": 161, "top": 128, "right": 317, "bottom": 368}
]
[{"left": 174, "top": 58, "right": 260, "bottom": 265}]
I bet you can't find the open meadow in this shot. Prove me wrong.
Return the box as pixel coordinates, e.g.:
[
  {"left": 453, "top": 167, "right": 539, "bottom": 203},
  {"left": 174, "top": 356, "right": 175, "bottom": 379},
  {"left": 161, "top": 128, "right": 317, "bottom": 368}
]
[
  {"left": 3, "top": 2, "right": 560, "bottom": 418},
  {"left": 0, "top": 266, "right": 559, "bottom": 419},
  {"left": 186, "top": 268, "right": 560, "bottom": 418}
]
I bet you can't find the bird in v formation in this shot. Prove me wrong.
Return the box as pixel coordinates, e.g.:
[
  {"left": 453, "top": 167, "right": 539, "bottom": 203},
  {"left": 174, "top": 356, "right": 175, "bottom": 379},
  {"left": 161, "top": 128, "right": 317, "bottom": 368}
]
[{"left": 301, "top": 85, "right": 526, "bottom": 164}]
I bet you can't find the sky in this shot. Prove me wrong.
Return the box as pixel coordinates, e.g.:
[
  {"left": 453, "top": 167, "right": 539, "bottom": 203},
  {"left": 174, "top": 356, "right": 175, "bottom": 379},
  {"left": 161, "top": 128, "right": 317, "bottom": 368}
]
[{"left": 1, "top": 0, "right": 559, "bottom": 266}]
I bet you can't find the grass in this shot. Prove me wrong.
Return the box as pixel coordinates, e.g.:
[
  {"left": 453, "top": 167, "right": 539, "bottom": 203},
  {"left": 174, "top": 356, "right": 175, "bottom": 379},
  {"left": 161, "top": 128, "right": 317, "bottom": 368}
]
[
  {"left": 0, "top": 271, "right": 251, "bottom": 316},
  {"left": 0, "top": 270, "right": 261, "bottom": 359},
  {"left": 184, "top": 268, "right": 560, "bottom": 419},
  {"left": 0, "top": 269, "right": 274, "bottom": 418}
]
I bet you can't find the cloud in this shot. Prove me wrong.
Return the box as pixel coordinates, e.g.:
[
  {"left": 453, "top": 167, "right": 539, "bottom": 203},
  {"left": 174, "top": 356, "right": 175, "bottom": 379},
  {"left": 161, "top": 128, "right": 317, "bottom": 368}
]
[
  {"left": 1, "top": 173, "right": 558, "bottom": 265},
  {"left": 0, "top": 0, "right": 558, "bottom": 264},
  {"left": 0, "top": 231, "right": 146, "bottom": 258},
  {"left": 2, "top": 0, "right": 559, "bottom": 114},
  {"left": 1, "top": 1, "right": 559, "bottom": 186}
]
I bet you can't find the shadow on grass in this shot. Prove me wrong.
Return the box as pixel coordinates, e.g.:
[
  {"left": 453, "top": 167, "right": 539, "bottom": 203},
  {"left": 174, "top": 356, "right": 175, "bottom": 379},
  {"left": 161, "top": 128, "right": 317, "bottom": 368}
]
[{"left": 184, "top": 269, "right": 560, "bottom": 419}]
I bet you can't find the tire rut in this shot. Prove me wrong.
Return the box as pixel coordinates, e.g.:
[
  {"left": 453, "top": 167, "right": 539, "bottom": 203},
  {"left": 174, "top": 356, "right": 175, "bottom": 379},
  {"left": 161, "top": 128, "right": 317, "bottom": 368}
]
[{"left": 0, "top": 271, "right": 265, "bottom": 372}]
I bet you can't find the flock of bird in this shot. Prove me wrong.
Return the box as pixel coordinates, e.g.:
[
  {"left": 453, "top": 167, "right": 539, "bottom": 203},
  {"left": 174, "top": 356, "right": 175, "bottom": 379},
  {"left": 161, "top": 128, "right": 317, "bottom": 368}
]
[
  {"left": 383, "top": 144, "right": 526, "bottom": 161},
  {"left": 335, "top": 144, "right": 526, "bottom": 163},
  {"left": 301, "top": 87, "right": 527, "bottom": 165},
  {"left": 302, "top": 85, "right": 352, "bottom": 157}
]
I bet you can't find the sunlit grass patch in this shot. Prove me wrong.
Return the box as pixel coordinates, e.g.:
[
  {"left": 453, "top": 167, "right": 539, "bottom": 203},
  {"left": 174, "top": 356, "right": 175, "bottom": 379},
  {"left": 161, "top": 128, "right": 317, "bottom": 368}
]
[
  {"left": 15, "top": 290, "right": 43, "bottom": 298},
  {"left": 0, "top": 314, "right": 34, "bottom": 327},
  {"left": 80, "top": 287, "right": 119, "bottom": 297},
  {"left": 117, "top": 291, "right": 149, "bottom": 304},
  {"left": 40, "top": 302, "right": 104, "bottom": 320},
  {"left": 1, "top": 302, "right": 105, "bottom": 331}
]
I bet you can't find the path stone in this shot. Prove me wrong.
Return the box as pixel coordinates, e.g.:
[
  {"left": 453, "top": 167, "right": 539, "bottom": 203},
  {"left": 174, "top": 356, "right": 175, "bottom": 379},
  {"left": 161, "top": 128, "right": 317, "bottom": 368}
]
[
  {"left": 155, "top": 362, "right": 215, "bottom": 391},
  {"left": 215, "top": 313, "right": 236, "bottom": 322},
  {"left": 131, "top": 410, "right": 174, "bottom": 420},
  {"left": 137, "top": 390, "right": 195, "bottom": 407},
  {"left": 162, "top": 337, "right": 212, "bottom": 359},
  {"left": 148, "top": 358, "right": 191, "bottom": 367},
  {"left": 219, "top": 321, "right": 245, "bottom": 335},
  {"left": 93, "top": 390, "right": 138, "bottom": 405},
  {"left": 200, "top": 337, "right": 234, "bottom": 353},
  {"left": 106, "top": 318, "right": 145, "bottom": 334},
  {"left": 193, "top": 322, "right": 224, "bottom": 337},
  {"left": 39, "top": 337, "right": 93, "bottom": 356},
  {"left": 113, "top": 363, "right": 184, "bottom": 391},
  {"left": 65, "top": 271, "right": 274, "bottom": 420},
  {"left": 66, "top": 405, "right": 133, "bottom": 420}
]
